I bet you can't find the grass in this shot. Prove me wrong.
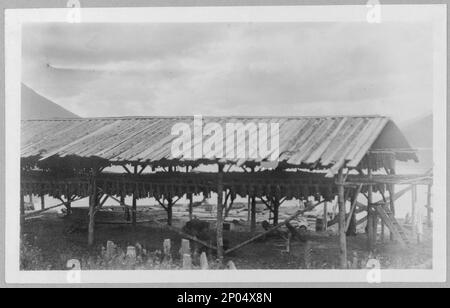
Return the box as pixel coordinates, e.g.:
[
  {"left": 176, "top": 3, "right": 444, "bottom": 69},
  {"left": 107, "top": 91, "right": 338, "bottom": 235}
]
[{"left": 20, "top": 209, "right": 433, "bottom": 270}]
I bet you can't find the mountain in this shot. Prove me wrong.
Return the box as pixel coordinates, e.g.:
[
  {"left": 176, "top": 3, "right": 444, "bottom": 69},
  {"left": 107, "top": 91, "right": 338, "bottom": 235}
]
[
  {"left": 399, "top": 114, "right": 433, "bottom": 171},
  {"left": 400, "top": 114, "right": 432, "bottom": 148},
  {"left": 21, "top": 83, "right": 80, "bottom": 120}
]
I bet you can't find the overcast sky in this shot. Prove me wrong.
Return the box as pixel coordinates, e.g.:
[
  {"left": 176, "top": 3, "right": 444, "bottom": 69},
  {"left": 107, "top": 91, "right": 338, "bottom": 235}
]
[{"left": 22, "top": 22, "right": 433, "bottom": 124}]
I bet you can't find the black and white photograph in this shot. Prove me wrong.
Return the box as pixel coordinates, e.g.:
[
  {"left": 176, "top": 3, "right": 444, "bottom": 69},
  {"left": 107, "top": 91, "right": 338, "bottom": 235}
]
[{"left": 1, "top": 2, "right": 447, "bottom": 287}]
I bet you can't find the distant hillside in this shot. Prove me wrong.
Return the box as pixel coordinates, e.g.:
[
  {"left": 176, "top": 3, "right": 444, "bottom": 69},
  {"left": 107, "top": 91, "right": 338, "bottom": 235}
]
[
  {"left": 21, "top": 83, "right": 80, "bottom": 120},
  {"left": 399, "top": 114, "right": 433, "bottom": 171},
  {"left": 401, "top": 114, "right": 432, "bottom": 148}
]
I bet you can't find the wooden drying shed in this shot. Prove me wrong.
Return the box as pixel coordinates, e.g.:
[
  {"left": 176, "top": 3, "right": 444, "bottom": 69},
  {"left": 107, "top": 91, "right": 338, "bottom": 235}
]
[{"left": 20, "top": 116, "right": 432, "bottom": 268}]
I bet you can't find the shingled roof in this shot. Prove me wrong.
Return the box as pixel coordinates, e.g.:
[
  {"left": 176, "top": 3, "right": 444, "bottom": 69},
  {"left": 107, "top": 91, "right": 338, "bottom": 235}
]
[{"left": 21, "top": 116, "right": 417, "bottom": 172}]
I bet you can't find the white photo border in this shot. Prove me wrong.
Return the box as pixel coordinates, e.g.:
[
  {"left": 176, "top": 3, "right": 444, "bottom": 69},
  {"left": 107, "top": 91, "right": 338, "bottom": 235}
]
[{"left": 4, "top": 4, "right": 447, "bottom": 284}]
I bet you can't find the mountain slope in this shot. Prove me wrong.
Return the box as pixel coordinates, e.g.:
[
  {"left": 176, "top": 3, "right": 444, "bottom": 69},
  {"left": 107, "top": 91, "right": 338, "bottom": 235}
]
[
  {"left": 21, "top": 83, "right": 80, "bottom": 120},
  {"left": 400, "top": 114, "right": 432, "bottom": 148}
]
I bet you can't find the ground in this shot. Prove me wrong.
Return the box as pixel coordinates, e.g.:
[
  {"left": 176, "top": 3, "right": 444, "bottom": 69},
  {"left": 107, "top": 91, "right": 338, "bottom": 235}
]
[{"left": 20, "top": 205, "right": 433, "bottom": 270}]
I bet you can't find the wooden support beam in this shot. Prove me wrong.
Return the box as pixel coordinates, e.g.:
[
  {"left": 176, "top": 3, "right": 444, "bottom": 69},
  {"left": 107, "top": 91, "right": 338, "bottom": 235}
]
[
  {"left": 122, "top": 165, "right": 132, "bottom": 174},
  {"left": 120, "top": 193, "right": 129, "bottom": 221},
  {"left": 132, "top": 164, "right": 138, "bottom": 226},
  {"left": 345, "top": 184, "right": 362, "bottom": 232},
  {"left": 23, "top": 198, "right": 84, "bottom": 219},
  {"left": 258, "top": 197, "right": 274, "bottom": 213},
  {"left": 337, "top": 168, "right": 347, "bottom": 269},
  {"left": 88, "top": 171, "right": 98, "bottom": 246},
  {"left": 40, "top": 194, "right": 45, "bottom": 210},
  {"left": 138, "top": 164, "right": 148, "bottom": 175},
  {"left": 251, "top": 194, "right": 256, "bottom": 233},
  {"left": 216, "top": 164, "right": 225, "bottom": 260},
  {"left": 167, "top": 196, "right": 173, "bottom": 226},
  {"left": 272, "top": 197, "right": 280, "bottom": 226},
  {"left": 323, "top": 201, "right": 328, "bottom": 231},
  {"left": 188, "top": 193, "right": 193, "bottom": 221},
  {"left": 224, "top": 201, "right": 322, "bottom": 255},
  {"left": 367, "top": 159, "right": 375, "bottom": 251},
  {"left": 247, "top": 195, "right": 251, "bottom": 222}
]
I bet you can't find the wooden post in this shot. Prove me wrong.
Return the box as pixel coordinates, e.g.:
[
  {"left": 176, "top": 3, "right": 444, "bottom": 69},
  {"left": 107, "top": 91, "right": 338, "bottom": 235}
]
[
  {"left": 167, "top": 196, "right": 173, "bottom": 226},
  {"left": 388, "top": 162, "right": 396, "bottom": 241},
  {"left": 216, "top": 164, "right": 224, "bottom": 260},
  {"left": 367, "top": 159, "right": 375, "bottom": 251},
  {"left": 323, "top": 201, "right": 328, "bottom": 231},
  {"left": 247, "top": 195, "right": 251, "bottom": 222},
  {"left": 346, "top": 196, "right": 357, "bottom": 236},
  {"left": 250, "top": 194, "right": 256, "bottom": 233},
  {"left": 65, "top": 193, "right": 72, "bottom": 215},
  {"left": 40, "top": 194, "right": 45, "bottom": 210},
  {"left": 121, "top": 193, "right": 129, "bottom": 221},
  {"left": 272, "top": 197, "right": 279, "bottom": 226},
  {"left": 388, "top": 185, "right": 396, "bottom": 241},
  {"left": 88, "top": 170, "right": 98, "bottom": 246},
  {"left": 426, "top": 184, "right": 432, "bottom": 227},
  {"left": 380, "top": 203, "right": 385, "bottom": 243},
  {"left": 132, "top": 165, "right": 138, "bottom": 226},
  {"left": 28, "top": 193, "right": 32, "bottom": 204},
  {"left": 188, "top": 193, "right": 193, "bottom": 221},
  {"left": 337, "top": 168, "right": 347, "bottom": 269}
]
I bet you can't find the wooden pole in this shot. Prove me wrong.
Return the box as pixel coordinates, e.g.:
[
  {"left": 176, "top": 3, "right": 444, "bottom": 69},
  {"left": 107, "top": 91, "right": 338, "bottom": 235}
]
[
  {"left": 367, "top": 158, "right": 375, "bottom": 251},
  {"left": 272, "top": 197, "right": 279, "bottom": 226},
  {"left": 388, "top": 163, "right": 396, "bottom": 241},
  {"left": 167, "top": 196, "right": 173, "bottom": 226},
  {"left": 337, "top": 168, "right": 347, "bottom": 269},
  {"left": 225, "top": 201, "right": 322, "bottom": 255},
  {"left": 323, "top": 201, "right": 328, "bottom": 231},
  {"left": 88, "top": 170, "right": 98, "bottom": 246},
  {"left": 247, "top": 195, "right": 251, "bottom": 222},
  {"left": 120, "top": 193, "right": 129, "bottom": 221},
  {"left": 40, "top": 194, "right": 45, "bottom": 210},
  {"left": 251, "top": 194, "right": 256, "bottom": 233},
  {"left": 216, "top": 164, "right": 224, "bottom": 260},
  {"left": 188, "top": 193, "right": 193, "bottom": 221},
  {"left": 132, "top": 165, "right": 138, "bottom": 226}
]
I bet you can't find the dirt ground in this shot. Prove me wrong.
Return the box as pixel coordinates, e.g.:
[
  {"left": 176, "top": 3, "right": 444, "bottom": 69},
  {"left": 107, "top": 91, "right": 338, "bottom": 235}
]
[{"left": 20, "top": 207, "right": 433, "bottom": 270}]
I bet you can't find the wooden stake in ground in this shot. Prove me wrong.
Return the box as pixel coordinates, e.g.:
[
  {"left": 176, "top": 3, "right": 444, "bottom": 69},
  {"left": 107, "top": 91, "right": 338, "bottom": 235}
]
[
  {"left": 216, "top": 164, "right": 225, "bottom": 260},
  {"left": 337, "top": 168, "right": 347, "bottom": 269}
]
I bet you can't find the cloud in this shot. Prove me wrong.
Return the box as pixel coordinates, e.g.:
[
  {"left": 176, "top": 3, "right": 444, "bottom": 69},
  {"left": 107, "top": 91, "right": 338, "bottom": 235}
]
[{"left": 22, "top": 22, "right": 433, "bottom": 122}]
